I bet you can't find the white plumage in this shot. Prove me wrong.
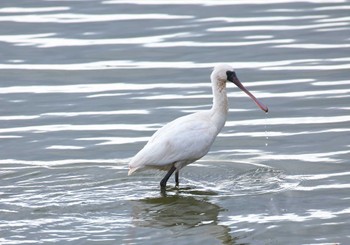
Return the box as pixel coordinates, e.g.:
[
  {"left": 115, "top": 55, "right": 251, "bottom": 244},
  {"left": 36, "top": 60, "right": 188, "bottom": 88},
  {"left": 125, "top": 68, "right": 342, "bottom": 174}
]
[{"left": 128, "top": 64, "right": 268, "bottom": 189}]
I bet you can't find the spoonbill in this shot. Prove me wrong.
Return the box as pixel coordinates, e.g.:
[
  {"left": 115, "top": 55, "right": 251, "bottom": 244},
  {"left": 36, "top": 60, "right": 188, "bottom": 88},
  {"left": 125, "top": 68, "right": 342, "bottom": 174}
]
[{"left": 128, "top": 64, "right": 268, "bottom": 189}]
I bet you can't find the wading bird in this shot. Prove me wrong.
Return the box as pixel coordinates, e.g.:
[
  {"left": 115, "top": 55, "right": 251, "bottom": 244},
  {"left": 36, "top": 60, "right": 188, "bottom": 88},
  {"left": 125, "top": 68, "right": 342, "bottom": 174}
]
[{"left": 128, "top": 64, "right": 268, "bottom": 190}]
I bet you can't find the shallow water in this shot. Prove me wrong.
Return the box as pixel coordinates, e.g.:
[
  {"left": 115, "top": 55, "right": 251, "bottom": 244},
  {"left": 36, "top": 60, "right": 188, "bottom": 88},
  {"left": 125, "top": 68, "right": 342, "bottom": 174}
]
[{"left": 0, "top": 0, "right": 350, "bottom": 244}]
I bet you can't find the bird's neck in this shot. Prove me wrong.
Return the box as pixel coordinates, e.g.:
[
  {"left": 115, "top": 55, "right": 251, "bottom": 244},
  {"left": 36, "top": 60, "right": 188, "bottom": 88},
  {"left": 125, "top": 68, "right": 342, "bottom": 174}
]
[{"left": 210, "top": 79, "right": 228, "bottom": 131}]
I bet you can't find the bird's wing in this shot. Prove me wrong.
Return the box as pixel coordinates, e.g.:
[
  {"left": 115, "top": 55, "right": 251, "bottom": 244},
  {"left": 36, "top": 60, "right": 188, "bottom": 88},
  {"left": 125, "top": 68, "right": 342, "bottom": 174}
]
[{"left": 129, "top": 112, "right": 218, "bottom": 173}]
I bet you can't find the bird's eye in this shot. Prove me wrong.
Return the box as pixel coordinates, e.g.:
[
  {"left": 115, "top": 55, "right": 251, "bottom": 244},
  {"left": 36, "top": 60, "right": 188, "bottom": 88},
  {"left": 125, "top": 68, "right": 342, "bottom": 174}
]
[
  {"left": 226, "top": 70, "right": 236, "bottom": 77},
  {"left": 226, "top": 71, "right": 236, "bottom": 81},
  {"left": 226, "top": 71, "right": 236, "bottom": 76}
]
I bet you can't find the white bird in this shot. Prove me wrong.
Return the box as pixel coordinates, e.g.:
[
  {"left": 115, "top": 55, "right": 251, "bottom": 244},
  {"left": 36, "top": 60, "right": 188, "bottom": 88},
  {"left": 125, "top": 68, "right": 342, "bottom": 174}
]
[{"left": 128, "top": 64, "right": 268, "bottom": 189}]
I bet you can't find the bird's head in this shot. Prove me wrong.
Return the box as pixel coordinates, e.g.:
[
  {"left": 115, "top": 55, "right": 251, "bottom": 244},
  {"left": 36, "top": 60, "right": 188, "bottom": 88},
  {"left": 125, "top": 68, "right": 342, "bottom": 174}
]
[
  {"left": 211, "top": 64, "right": 235, "bottom": 83},
  {"left": 211, "top": 64, "right": 268, "bottom": 113}
]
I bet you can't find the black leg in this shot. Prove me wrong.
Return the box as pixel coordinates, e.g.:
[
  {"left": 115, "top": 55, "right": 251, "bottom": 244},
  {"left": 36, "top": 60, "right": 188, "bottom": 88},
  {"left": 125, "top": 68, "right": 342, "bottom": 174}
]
[
  {"left": 160, "top": 166, "right": 176, "bottom": 189},
  {"left": 175, "top": 171, "right": 179, "bottom": 187}
]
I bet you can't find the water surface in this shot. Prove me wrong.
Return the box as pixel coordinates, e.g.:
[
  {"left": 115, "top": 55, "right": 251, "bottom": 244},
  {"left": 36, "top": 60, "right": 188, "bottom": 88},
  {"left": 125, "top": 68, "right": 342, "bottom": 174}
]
[{"left": 1, "top": 0, "right": 350, "bottom": 244}]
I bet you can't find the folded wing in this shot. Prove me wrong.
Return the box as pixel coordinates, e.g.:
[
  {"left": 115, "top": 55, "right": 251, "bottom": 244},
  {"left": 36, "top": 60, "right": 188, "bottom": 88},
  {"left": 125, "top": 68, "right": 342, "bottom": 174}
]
[{"left": 128, "top": 112, "right": 218, "bottom": 174}]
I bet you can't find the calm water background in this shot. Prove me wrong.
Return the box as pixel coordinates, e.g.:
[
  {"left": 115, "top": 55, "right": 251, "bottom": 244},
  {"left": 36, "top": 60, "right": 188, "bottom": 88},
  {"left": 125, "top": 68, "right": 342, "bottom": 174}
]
[{"left": 1, "top": 0, "right": 350, "bottom": 244}]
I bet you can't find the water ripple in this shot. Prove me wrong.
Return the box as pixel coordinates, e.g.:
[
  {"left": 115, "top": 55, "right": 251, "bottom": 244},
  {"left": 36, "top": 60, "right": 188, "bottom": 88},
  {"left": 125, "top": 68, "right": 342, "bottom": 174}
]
[
  {"left": 0, "top": 13, "right": 193, "bottom": 23},
  {"left": 1, "top": 0, "right": 349, "bottom": 244}
]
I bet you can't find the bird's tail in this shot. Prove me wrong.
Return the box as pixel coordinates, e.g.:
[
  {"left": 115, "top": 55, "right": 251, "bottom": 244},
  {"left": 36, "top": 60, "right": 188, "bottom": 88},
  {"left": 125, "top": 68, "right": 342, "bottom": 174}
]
[{"left": 128, "top": 167, "right": 138, "bottom": 176}]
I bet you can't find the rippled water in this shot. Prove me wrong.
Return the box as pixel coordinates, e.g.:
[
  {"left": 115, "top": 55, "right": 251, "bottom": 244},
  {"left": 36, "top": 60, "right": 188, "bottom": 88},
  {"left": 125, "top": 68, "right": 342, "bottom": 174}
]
[{"left": 1, "top": 0, "right": 350, "bottom": 244}]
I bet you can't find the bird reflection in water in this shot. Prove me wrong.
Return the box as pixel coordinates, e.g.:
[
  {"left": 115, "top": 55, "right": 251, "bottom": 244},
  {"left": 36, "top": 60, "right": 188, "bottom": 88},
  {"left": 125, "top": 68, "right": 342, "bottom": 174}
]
[{"left": 129, "top": 189, "right": 237, "bottom": 245}]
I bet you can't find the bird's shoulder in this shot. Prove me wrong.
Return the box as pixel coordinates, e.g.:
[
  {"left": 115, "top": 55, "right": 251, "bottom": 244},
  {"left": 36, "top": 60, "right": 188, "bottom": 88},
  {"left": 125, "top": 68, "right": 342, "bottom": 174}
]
[
  {"left": 157, "top": 111, "right": 212, "bottom": 132},
  {"left": 149, "top": 111, "right": 215, "bottom": 143}
]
